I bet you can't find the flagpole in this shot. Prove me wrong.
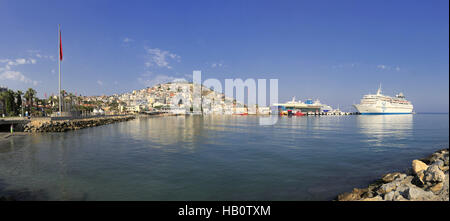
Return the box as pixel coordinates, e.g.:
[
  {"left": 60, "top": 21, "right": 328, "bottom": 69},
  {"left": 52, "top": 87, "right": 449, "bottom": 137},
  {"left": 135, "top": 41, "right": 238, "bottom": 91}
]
[{"left": 58, "top": 24, "right": 62, "bottom": 114}]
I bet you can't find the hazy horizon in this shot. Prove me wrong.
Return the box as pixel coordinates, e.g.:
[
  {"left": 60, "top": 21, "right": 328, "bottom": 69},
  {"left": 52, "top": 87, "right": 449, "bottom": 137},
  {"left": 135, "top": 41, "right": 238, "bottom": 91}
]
[{"left": 1, "top": 0, "right": 448, "bottom": 113}]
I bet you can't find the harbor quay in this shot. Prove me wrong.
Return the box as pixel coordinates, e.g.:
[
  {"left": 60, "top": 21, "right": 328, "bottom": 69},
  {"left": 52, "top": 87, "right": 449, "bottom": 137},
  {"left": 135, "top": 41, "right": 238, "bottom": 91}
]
[{"left": 0, "top": 115, "right": 135, "bottom": 133}]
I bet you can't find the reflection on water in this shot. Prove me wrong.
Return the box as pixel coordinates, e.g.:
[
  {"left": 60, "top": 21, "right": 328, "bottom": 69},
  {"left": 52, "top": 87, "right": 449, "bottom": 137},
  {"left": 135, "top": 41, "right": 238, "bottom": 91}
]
[
  {"left": 356, "top": 115, "right": 413, "bottom": 147},
  {"left": 123, "top": 116, "right": 204, "bottom": 148},
  {"left": 119, "top": 116, "right": 258, "bottom": 150}
]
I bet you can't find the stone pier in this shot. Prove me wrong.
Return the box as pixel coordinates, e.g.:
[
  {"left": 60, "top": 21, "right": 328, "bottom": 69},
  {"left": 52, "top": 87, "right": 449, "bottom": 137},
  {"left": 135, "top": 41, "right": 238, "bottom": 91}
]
[{"left": 22, "top": 115, "right": 136, "bottom": 133}]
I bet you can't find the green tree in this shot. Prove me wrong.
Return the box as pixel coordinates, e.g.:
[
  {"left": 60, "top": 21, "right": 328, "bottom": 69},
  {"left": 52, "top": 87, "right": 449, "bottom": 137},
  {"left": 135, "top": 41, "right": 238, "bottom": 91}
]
[
  {"left": 48, "top": 96, "right": 55, "bottom": 109},
  {"left": 68, "top": 93, "right": 76, "bottom": 111},
  {"left": 109, "top": 100, "right": 119, "bottom": 112},
  {"left": 24, "top": 88, "right": 37, "bottom": 114},
  {"left": 0, "top": 91, "right": 7, "bottom": 116},
  {"left": 60, "top": 89, "right": 67, "bottom": 111},
  {"left": 76, "top": 96, "right": 83, "bottom": 106},
  {"left": 15, "top": 90, "right": 23, "bottom": 116},
  {"left": 2, "top": 90, "right": 16, "bottom": 116}
]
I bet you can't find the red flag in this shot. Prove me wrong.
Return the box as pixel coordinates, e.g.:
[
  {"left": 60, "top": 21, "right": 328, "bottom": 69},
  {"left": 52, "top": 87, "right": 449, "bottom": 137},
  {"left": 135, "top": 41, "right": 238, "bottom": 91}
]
[{"left": 59, "top": 30, "right": 63, "bottom": 61}]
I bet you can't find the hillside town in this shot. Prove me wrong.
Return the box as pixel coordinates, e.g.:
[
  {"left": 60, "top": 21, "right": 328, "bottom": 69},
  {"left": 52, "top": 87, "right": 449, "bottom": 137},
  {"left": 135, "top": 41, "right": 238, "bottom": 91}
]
[
  {"left": 0, "top": 82, "right": 272, "bottom": 117},
  {"left": 82, "top": 81, "right": 271, "bottom": 115}
]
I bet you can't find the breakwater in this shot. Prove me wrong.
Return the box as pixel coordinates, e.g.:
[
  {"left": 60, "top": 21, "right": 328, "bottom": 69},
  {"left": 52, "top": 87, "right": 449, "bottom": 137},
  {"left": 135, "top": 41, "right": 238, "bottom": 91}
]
[
  {"left": 337, "top": 148, "right": 449, "bottom": 201},
  {"left": 23, "top": 115, "right": 136, "bottom": 133}
]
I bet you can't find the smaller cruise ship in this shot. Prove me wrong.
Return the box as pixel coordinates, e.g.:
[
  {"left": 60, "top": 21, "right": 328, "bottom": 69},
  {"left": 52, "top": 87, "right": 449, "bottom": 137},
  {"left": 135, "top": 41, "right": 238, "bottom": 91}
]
[{"left": 353, "top": 85, "right": 413, "bottom": 114}]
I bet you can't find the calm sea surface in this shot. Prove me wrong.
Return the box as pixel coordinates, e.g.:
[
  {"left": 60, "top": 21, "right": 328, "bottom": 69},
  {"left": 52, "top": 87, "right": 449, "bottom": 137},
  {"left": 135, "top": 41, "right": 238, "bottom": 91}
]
[{"left": 0, "top": 114, "right": 448, "bottom": 200}]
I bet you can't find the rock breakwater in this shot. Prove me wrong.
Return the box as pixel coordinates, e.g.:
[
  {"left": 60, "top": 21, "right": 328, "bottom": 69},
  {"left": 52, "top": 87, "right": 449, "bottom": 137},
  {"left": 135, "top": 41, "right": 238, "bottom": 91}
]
[
  {"left": 337, "top": 148, "right": 449, "bottom": 201},
  {"left": 23, "top": 115, "right": 135, "bottom": 133}
]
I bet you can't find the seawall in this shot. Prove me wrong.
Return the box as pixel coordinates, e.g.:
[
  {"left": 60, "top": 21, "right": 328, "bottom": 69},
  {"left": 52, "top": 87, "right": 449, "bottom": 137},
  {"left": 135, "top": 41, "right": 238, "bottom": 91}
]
[
  {"left": 336, "top": 148, "right": 449, "bottom": 201},
  {"left": 23, "top": 115, "right": 136, "bottom": 133}
]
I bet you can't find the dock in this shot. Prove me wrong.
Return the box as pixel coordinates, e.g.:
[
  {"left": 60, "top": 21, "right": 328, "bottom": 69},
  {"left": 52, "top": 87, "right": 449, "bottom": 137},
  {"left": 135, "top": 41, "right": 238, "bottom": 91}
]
[{"left": 304, "top": 112, "right": 359, "bottom": 116}]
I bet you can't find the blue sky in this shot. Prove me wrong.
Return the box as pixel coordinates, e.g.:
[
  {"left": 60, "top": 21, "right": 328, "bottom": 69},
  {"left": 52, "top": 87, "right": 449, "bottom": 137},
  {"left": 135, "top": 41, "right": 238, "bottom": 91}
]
[{"left": 0, "top": 0, "right": 448, "bottom": 112}]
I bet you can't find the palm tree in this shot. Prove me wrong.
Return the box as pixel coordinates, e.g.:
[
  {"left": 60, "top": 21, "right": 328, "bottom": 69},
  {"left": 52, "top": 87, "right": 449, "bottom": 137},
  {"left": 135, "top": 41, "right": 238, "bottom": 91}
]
[
  {"left": 68, "top": 93, "right": 75, "bottom": 111},
  {"left": 48, "top": 96, "right": 54, "bottom": 107},
  {"left": 75, "top": 96, "right": 84, "bottom": 111},
  {"left": 24, "top": 88, "right": 37, "bottom": 115},
  {"left": 48, "top": 94, "right": 59, "bottom": 112},
  {"left": 60, "top": 89, "right": 67, "bottom": 112}
]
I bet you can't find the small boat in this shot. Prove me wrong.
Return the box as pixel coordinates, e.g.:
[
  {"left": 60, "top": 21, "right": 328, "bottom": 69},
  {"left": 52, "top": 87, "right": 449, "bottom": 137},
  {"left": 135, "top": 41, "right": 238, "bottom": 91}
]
[{"left": 294, "top": 111, "right": 305, "bottom": 116}]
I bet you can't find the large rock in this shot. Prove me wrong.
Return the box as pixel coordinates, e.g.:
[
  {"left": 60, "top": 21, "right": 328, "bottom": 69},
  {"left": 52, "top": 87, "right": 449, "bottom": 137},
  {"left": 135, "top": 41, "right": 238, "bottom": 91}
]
[
  {"left": 337, "top": 192, "right": 360, "bottom": 201},
  {"left": 360, "top": 196, "right": 383, "bottom": 201},
  {"left": 337, "top": 187, "right": 370, "bottom": 201},
  {"left": 393, "top": 194, "right": 408, "bottom": 201},
  {"left": 387, "top": 188, "right": 410, "bottom": 201},
  {"left": 424, "top": 164, "right": 445, "bottom": 183},
  {"left": 412, "top": 160, "right": 428, "bottom": 174},
  {"left": 361, "top": 191, "right": 374, "bottom": 199},
  {"left": 368, "top": 181, "right": 384, "bottom": 192},
  {"left": 414, "top": 170, "right": 426, "bottom": 185},
  {"left": 433, "top": 160, "right": 445, "bottom": 170},
  {"left": 378, "top": 182, "right": 398, "bottom": 195},
  {"left": 429, "top": 182, "right": 444, "bottom": 193},
  {"left": 406, "top": 186, "right": 436, "bottom": 201},
  {"left": 352, "top": 188, "right": 368, "bottom": 197},
  {"left": 382, "top": 172, "right": 402, "bottom": 183},
  {"left": 430, "top": 153, "right": 444, "bottom": 164},
  {"left": 394, "top": 185, "right": 411, "bottom": 197},
  {"left": 377, "top": 174, "right": 412, "bottom": 195},
  {"left": 383, "top": 191, "right": 395, "bottom": 201}
]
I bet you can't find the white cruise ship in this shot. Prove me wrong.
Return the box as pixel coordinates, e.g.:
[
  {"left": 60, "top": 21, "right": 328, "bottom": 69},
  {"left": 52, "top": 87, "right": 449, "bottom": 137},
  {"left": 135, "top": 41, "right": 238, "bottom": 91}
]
[{"left": 353, "top": 86, "right": 413, "bottom": 114}]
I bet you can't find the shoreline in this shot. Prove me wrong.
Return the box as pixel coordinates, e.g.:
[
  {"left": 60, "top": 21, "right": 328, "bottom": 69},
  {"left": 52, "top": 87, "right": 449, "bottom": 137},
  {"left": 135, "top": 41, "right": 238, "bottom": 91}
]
[{"left": 336, "top": 148, "right": 449, "bottom": 201}]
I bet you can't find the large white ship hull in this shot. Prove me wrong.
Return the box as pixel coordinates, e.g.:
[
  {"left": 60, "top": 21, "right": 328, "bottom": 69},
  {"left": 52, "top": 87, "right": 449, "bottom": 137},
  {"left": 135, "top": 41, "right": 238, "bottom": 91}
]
[{"left": 353, "top": 104, "right": 413, "bottom": 114}]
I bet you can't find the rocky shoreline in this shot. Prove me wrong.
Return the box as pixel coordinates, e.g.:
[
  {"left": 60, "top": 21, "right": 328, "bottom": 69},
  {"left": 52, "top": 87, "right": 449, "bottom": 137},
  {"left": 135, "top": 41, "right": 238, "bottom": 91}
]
[
  {"left": 22, "top": 115, "right": 136, "bottom": 133},
  {"left": 337, "top": 148, "right": 449, "bottom": 201}
]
